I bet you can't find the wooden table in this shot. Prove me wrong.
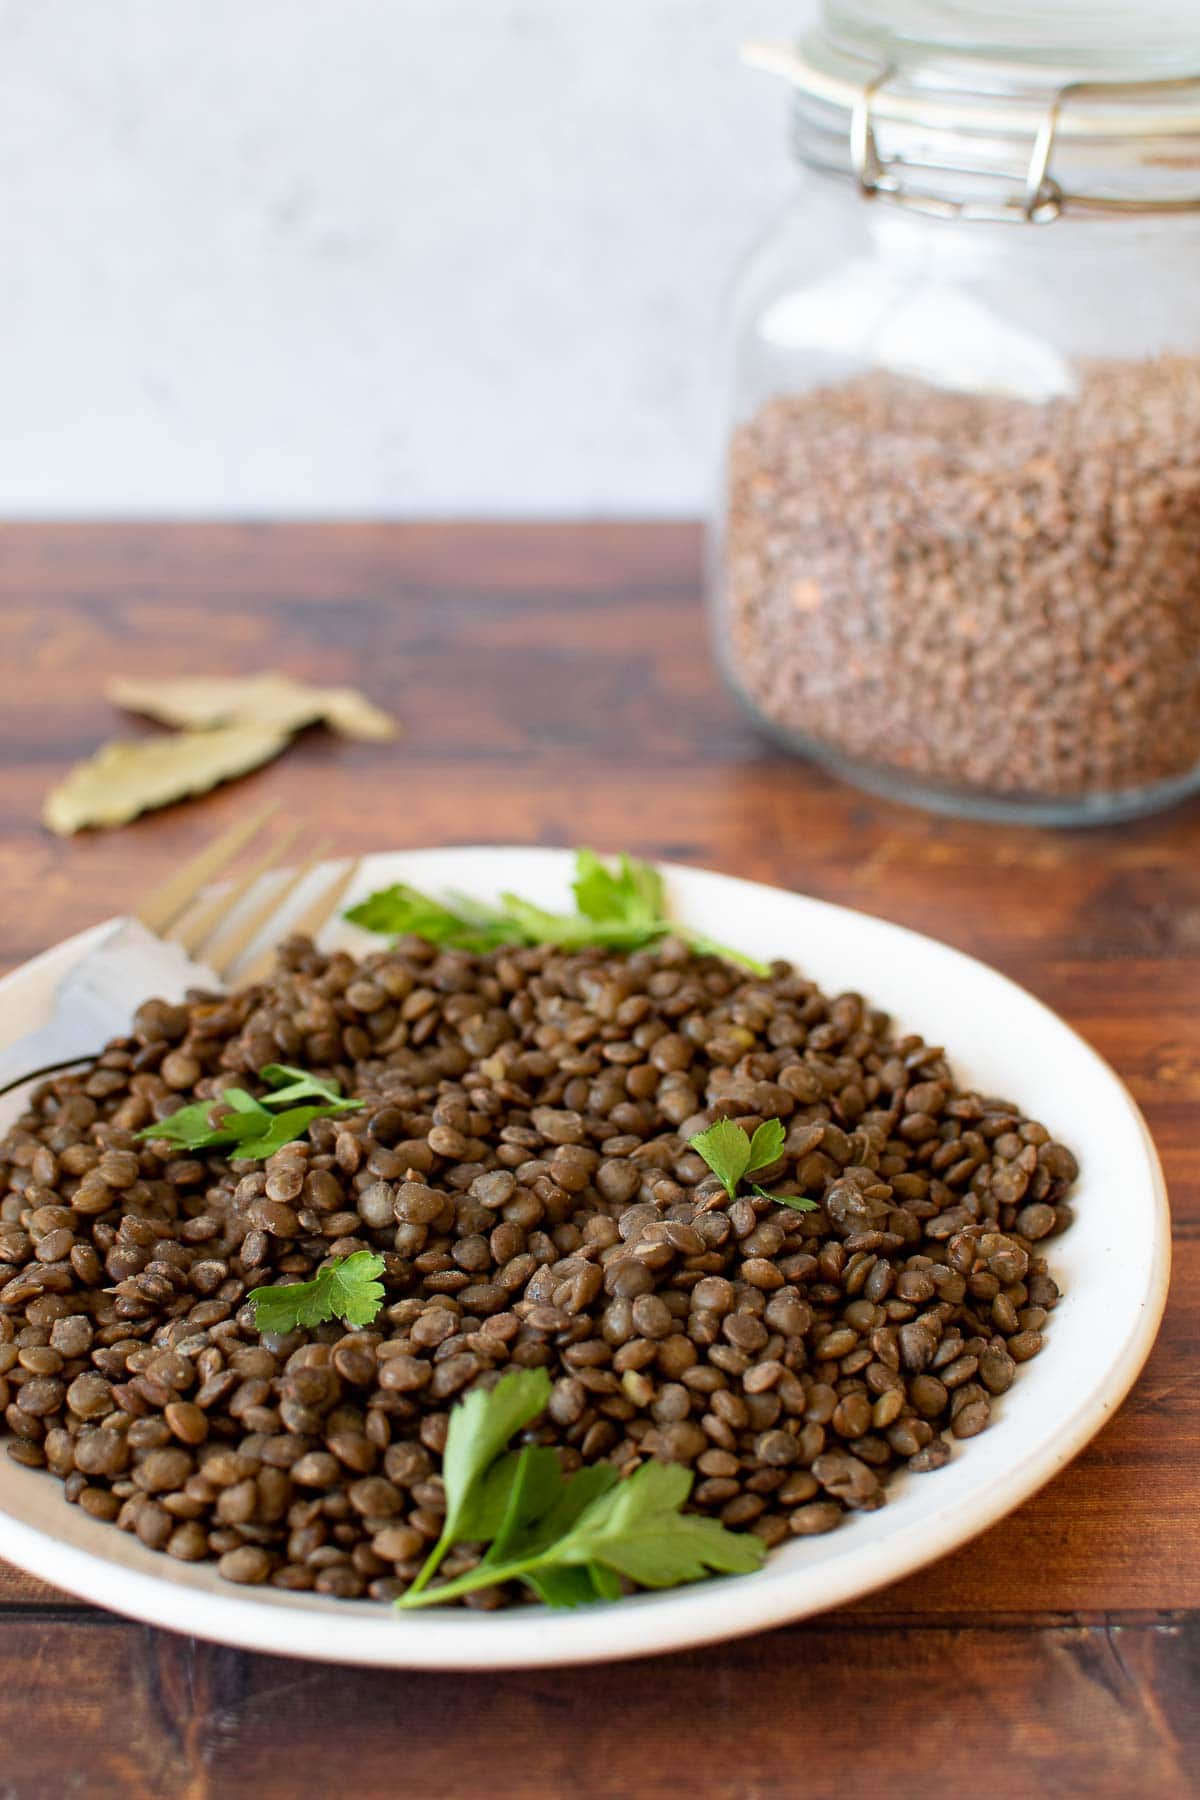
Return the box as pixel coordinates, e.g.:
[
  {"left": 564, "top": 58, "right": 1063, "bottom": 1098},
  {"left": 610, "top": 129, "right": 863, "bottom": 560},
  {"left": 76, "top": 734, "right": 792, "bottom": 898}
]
[{"left": 2, "top": 523, "right": 1197, "bottom": 1798}]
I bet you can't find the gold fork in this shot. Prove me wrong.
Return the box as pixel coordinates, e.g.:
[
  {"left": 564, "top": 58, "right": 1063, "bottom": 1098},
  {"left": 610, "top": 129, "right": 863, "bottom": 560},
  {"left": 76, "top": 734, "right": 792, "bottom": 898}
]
[
  {"left": 0, "top": 810, "right": 361, "bottom": 1095},
  {"left": 140, "top": 804, "right": 360, "bottom": 986}
]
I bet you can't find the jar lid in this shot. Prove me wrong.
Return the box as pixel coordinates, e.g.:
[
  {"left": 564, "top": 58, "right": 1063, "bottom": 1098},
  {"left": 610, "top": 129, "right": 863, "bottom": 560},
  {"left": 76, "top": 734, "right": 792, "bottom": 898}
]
[{"left": 747, "top": 2, "right": 1200, "bottom": 221}]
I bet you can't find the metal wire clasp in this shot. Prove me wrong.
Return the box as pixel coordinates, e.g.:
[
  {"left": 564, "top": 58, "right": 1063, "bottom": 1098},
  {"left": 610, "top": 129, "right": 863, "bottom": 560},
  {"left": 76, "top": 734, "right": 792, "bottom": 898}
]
[
  {"left": 850, "top": 64, "right": 1063, "bottom": 223},
  {"left": 848, "top": 67, "right": 1200, "bottom": 223},
  {"left": 849, "top": 67, "right": 892, "bottom": 199}
]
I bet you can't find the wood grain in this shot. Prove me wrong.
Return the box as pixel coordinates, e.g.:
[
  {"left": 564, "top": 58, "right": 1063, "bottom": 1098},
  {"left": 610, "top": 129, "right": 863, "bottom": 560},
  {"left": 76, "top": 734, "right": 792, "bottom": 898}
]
[
  {"left": 0, "top": 1616, "right": 1195, "bottom": 1799},
  {"left": 0, "top": 523, "right": 1197, "bottom": 1796}
]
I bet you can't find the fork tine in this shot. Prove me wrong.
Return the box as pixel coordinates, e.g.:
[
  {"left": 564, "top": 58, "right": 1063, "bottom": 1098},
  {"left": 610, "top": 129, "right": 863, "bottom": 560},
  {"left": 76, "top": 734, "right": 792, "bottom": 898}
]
[
  {"left": 137, "top": 804, "right": 278, "bottom": 935},
  {"left": 234, "top": 857, "right": 361, "bottom": 989},
  {"left": 275, "top": 857, "right": 362, "bottom": 947},
  {"left": 170, "top": 821, "right": 304, "bottom": 956},
  {"left": 203, "top": 840, "right": 336, "bottom": 981}
]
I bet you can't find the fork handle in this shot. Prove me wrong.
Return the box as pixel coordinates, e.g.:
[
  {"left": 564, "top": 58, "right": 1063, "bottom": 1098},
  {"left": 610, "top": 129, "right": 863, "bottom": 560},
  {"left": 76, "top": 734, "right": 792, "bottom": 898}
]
[
  {"left": 0, "top": 1047, "right": 98, "bottom": 1098},
  {"left": 0, "top": 1023, "right": 107, "bottom": 1098}
]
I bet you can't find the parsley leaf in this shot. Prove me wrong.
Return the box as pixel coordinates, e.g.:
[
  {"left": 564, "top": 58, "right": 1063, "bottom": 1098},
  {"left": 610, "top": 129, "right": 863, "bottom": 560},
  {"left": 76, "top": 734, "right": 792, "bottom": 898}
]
[
  {"left": 257, "top": 1063, "right": 357, "bottom": 1108},
  {"left": 689, "top": 1116, "right": 817, "bottom": 1212},
  {"left": 745, "top": 1117, "right": 786, "bottom": 1176},
  {"left": 460, "top": 1445, "right": 565, "bottom": 1549},
  {"left": 133, "top": 1088, "right": 273, "bottom": 1152},
  {"left": 225, "top": 1087, "right": 272, "bottom": 1115},
  {"left": 247, "top": 1250, "right": 387, "bottom": 1333},
  {"left": 493, "top": 892, "right": 619, "bottom": 950},
  {"left": 397, "top": 1370, "right": 765, "bottom": 1611},
  {"left": 346, "top": 850, "right": 770, "bottom": 975},
  {"left": 688, "top": 1118, "right": 754, "bottom": 1200},
  {"left": 230, "top": 1103, "right": 352, "bottom": 1160},
  {"left": 397, "top": 1454, "right": 764, "bottom": 1611},
  {"left": 572, "top": 850, "right": 664, "bottom": 931},
  {"left": 550, "top": 1460, "right": 764, "bottom": 1590},
  {"left": 752, "top": 1186, "right": 819, "bottom": 1212},
  {"left": 343, "top": 883, "right": 514, "bottom": 953},
  {"left": 405, "top": 1366, "right": 553, "bottom": 1598},
  {"left": 135, "top": 1062, "right": 362, "bottom": 1160}
]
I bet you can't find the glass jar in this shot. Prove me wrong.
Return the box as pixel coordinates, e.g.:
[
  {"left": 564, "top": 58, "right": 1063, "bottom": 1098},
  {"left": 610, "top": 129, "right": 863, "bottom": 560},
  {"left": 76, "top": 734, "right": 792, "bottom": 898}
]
[{"left": 711, "top": 2, "right": 1200, "bottom": 823}]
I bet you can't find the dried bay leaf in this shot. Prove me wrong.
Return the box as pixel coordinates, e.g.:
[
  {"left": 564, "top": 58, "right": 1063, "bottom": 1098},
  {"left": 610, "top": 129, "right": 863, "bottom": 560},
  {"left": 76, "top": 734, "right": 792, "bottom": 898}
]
[
  {"left": 107, "top": 673, "right": 397, "bottom": 742},
  {"left": 43, "top": 723, "right": 291, "bottom": 835},
  {"left": 317, "top": 687, "right": 400, "bottom": 741}
]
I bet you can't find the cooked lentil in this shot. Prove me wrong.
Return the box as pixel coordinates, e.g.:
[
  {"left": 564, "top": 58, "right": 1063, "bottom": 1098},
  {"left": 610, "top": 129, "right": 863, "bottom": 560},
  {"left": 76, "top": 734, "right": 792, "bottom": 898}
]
[{"left": 0, "top": 931, "right": 1076, "bottom": 1605}]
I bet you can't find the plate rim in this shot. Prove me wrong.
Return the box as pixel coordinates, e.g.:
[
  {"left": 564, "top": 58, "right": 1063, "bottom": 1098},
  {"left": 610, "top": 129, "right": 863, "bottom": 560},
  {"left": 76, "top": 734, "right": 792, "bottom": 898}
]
[{"left": 0, "top": 845, "right": 1171, "bottom": 1669}]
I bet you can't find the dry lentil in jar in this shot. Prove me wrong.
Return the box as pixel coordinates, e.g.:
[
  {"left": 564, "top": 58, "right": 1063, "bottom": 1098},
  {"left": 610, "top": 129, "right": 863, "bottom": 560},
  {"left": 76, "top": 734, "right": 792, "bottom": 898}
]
[
  {"left": 723, "top": 356, "right": 1200, "bottom": 804},
  {"left": 0, "top": 931, "right": 1077, "bottom": 1605}
]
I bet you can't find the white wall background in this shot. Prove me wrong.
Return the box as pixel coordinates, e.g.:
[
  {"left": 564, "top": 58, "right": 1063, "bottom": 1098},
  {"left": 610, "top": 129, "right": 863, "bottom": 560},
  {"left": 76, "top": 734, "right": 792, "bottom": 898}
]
[{"left": 0, "top": 0, "right": 812, "bottom": 517}]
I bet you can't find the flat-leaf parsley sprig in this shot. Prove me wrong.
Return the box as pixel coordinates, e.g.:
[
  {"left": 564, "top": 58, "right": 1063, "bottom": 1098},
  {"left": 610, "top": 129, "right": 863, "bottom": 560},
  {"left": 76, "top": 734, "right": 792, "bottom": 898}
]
[
  {"left": 689, "top": 1117, "right": 818, "bottom": 1213},
  {"left": 345, "top": 849, "right": 769, "bottom": 976},
  {"left": 135, "top": 1061, "right": 362, "bottom": 1161},
  {"left": 248, "top": 1250, "right": 386, "bottom": 1334},
  {"left": 397, "top": 1367, "right": 765, "bottom": 1610}
]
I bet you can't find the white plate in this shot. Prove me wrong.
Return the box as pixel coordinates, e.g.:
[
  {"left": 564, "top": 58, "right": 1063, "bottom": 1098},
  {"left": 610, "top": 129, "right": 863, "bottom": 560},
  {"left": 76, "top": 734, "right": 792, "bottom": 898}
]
[{"left": 0, "top": 847, "right": 1170, "bottom": 1668}]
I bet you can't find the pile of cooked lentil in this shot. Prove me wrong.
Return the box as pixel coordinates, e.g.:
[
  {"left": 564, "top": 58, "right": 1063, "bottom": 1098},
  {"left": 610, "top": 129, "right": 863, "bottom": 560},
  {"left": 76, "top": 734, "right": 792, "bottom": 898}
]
[{"left": 0, "top": 932, "right": 1077, "bottom": 1606}]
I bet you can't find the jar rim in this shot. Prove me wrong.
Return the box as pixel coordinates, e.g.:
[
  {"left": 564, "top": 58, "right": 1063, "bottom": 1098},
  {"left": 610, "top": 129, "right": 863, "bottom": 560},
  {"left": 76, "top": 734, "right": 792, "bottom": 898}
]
[{"left": 746, "top": 38, "right": 1200, "bottom": 142}]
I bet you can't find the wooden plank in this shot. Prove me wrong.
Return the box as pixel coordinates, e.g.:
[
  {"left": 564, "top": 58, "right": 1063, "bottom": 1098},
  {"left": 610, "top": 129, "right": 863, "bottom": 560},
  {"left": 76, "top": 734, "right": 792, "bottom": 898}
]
[
  {"left": 0, "top": 1563, "right": 68, "bottom": 1605},
  {"left": 0, "top": 1615, "right": 1193, "bottom": 1799},
  {"left": 5, "top": 757, "right": 1200, "bottom": 967}
]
